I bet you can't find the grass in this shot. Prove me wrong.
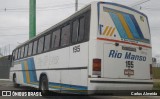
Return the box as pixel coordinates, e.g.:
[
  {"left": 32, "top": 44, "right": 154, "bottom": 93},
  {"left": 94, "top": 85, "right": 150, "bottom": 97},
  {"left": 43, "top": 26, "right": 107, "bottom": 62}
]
[
  {"left": 153, "top": 79, "right": 160, "bottom": 90},
  {"left": 153, "top": 67, "right": 160, "bottom": 79},
  {"left": 152, "top": 67, "right": 160, "bottom": 90}
]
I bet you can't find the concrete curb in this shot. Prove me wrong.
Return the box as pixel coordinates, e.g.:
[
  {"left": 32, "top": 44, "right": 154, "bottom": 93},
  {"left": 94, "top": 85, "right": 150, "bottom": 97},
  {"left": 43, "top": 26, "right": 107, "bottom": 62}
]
[{"left": 0, "top": 79, "right": 10, "bottom": 81}]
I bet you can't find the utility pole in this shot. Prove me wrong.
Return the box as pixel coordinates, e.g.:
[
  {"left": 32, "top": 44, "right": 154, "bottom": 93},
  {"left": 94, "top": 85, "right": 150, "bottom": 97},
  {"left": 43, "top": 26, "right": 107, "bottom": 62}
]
[
  {"left": 75, "top": 0, "right": 78, "bottom": 11},
  {"left": 29, "top": 0, "right": 36, "bottom": 39}
]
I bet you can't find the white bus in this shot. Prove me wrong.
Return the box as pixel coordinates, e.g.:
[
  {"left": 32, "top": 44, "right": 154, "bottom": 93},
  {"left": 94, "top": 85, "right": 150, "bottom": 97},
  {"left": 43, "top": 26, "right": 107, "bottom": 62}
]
[{"left": 10, "top": 1, "right": 153, "bottom": 94}]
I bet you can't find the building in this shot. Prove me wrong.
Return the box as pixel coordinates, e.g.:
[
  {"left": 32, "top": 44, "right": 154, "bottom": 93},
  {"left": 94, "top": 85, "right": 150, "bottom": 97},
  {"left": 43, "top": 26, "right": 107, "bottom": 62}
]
[
  {"left": 152, "top": 57, "right": 157, "bottom": 67},
  {"left": 0, "top": 55, "right": 11, "bottom": 79}
]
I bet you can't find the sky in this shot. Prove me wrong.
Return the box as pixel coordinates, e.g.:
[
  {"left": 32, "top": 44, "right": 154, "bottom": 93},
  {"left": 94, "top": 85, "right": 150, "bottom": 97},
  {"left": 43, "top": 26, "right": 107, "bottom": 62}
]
[{"left": 0, "top": 0, "right": 159, "bottom": 58}]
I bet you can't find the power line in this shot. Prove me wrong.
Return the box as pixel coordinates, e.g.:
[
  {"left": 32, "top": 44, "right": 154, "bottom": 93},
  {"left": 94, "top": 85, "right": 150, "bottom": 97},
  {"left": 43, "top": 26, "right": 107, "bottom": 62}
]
[
  {"left": 0, "top": 3, "right": 85, "bottom": 12},
  {"left": 0, "top": 34, "right": 27, "bottom": 36},
  {"left": 130, "top": 0, "right": 150, "bottom": 7},
  {"left": 140, "top": 7, "right": 160, "bottom": 11},
  {"left": 0, "top": 3, "right": 74, "bottom": 10}
]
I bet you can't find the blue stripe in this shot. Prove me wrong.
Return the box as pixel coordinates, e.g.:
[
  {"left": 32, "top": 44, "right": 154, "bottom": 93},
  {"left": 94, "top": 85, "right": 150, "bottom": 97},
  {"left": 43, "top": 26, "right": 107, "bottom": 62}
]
[
  {"left": 109, "top": 12, "right": 128, "bottom": 39},
  {"left": 129, "top": 14, "right": 144, "bottom": 39},
  {"left": 122, "top": 13, "right": 141, "bottom": 39},
  {"left": 27, "top": 58, "right": 37, "bottom": 82},
  {"left": 49, "top": 82, "right": 87, "bottom": 90},
  {"left": 21, "top": 62, "right": 26, "bottom": 83}
]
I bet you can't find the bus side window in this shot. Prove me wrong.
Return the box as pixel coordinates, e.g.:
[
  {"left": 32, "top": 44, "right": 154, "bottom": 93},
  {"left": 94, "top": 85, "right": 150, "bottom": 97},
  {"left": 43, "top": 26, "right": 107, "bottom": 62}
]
[
  {"left": 21, "top": 46, "right": 25, "bottom": 58},
  {"left": 24, "top": 45, "right": 28, "bottom": 57},
  {"left": 52, "top": 29, "right": 60, "bottom": 49},
  {"left": 12, "top": 51, "right": 15, "bottom": 61},
  {"left": 18, "top": 48, "right": 21, "bottom": 59},
  {"left": 44, "top": 33, "right": 51, "bottom": 51},
  {"left": 84, "top": 11, "right": 91, "bottom": 41},
  {"left": 28, "top": 42, "right": 33, "bottom": 56},
  {"left": 78, "top": 17, "right": 85, "bottom": 42},
  {"left": 38, "top": 36, "right": 44, "bottom": 53},
  {"left": 15, "top": 49, "right": 18, "bottom": 60},
  {"left": 33, "top": 40, "right": 38, "bottom": 55},
  {"left": 61, "top": 24, "right": 71, "bottom": 47},
  {"left": 72, "top": 20, "right": 79, "bottom": 43}
]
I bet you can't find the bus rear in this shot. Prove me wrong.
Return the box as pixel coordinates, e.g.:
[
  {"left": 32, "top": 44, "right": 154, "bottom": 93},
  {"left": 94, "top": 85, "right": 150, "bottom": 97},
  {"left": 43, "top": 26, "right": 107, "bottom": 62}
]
[{"left": 89, "top": 2, "right": 153, "bottom": 90}]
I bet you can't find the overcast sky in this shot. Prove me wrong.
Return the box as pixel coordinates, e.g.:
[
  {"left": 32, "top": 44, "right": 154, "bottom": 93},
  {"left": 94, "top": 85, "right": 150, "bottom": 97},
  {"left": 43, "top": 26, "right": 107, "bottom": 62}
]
[{"left": 0, "top": 0, "right": 159, "bottom": 57}]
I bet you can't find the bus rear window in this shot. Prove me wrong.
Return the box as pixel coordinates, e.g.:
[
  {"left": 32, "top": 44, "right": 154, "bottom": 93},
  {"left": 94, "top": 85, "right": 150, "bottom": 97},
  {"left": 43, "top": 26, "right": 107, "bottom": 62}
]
[{"left": 100, "top": 7, "right": 150, "bottom": 44}]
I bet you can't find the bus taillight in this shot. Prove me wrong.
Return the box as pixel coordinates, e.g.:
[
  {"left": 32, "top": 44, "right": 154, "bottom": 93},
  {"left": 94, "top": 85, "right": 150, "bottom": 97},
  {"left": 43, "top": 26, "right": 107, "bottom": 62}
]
[
  {"left": 150, "top": 64, "right": 153, "bottom": 79},
  {"left": 93, "top": 59, "right": 101, "bottom": 75}
]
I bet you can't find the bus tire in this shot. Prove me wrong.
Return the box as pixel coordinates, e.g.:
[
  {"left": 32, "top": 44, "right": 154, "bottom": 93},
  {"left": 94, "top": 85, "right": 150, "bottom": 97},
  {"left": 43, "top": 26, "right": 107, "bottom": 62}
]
[
  {"left": 13, "top": 74, "right": 20, "bottom": 88},
  {"left": 39, "top": 75, "right": 49, "bottom": 96}
]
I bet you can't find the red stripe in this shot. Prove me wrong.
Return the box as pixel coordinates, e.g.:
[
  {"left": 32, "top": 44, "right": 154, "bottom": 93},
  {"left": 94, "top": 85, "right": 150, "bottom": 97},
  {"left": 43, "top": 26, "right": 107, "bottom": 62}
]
[{"left": 97, "top": 38, "right": 151, "bottom": 48}]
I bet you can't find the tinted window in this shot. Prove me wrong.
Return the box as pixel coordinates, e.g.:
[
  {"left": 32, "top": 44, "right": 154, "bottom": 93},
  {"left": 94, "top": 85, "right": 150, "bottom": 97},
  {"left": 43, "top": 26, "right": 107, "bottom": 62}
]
[
  {"left": 84, "top": 11, "right": 90, "bottom": 41},
  {"left": 78, "top": 17, "right": 85, "bottom": 42},
  {"left": 44, "top": 34, "right": 51, "bottom": 51},
  {"left": 61, "top": 24, "right": 71, "bottom": 46},
  {"left": 33, "top": 40, "right": 38, "bottom": 55},
  {"left": 72, "top": 20, "right": 79, "bottom": 43},
  {"left": 28, "top": 42, "right": 33, "bottom": 56},
  {"left": 15, "top": 49, "right": 18, "bottom": 60},
  {"left": 24, "top": 45, "right": 28, "bottom": 57},
  {"left": 38, "top": 36, "right": 44, "bottom": 53},
  {"left": 21, "top": 46, "right": 24, "bottom": 58},
  {"left": 52, "top": 29, "right": 60, "bottom": 48},
  {"left": 12, "top": 51, "right": 15, "bottom": 60},
  {"left": 18, "top": 48, "right": 21, "bottom": 59}
]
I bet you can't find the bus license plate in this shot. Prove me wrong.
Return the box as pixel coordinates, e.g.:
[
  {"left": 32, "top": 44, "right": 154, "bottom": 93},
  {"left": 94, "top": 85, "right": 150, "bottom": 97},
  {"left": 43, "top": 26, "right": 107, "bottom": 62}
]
[{"left": 124, "top": 69, "right": 134, "bottom": 76}]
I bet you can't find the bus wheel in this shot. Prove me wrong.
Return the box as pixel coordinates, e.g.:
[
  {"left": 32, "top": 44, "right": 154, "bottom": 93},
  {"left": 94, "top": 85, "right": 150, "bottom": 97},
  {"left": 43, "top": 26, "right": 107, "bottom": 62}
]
[
  {"left": 13, "top": 74, "right": 20, "bottom": 88},
  {"left": 40, "top": 76, "right": 49, "bottom": 96}
]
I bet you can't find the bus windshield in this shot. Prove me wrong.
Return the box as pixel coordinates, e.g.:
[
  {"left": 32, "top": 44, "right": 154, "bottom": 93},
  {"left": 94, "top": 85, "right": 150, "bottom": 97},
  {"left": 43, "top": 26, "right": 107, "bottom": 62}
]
[{"left": 99, "top": 3, "right": 150, "bottom": 44}]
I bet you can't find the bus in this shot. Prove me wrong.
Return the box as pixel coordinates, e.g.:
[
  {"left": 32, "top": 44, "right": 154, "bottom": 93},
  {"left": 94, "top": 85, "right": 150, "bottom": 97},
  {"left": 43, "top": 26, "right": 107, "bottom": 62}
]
[{"left": 10, "top": 1, "right": 153, "bottom": 95}]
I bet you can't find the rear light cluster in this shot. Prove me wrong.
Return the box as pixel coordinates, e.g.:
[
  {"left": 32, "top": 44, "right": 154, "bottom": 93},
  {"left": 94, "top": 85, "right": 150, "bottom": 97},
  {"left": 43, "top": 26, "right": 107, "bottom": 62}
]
[{"left": 93, "top": 59, "right": 101, "bottom": 76}]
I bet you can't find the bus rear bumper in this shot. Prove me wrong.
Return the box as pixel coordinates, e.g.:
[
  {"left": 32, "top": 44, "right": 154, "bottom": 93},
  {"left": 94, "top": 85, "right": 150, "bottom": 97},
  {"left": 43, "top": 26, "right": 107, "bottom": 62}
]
[{"left": 88, "top": 78, "right": 153, "bottom": 90}]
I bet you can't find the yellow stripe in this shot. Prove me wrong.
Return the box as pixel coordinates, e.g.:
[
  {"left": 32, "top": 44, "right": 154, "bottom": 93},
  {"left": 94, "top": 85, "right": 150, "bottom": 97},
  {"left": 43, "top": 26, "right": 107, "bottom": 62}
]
[
  {"left": 103, "top": 26, "right": 109, "bottom": 35},
  {"left": 106, "top": 27, "right": 113, "bottom": 36},
  {"left": 117, "top": 13, "right": 133, "bottom": 39},
  {"left": 110, "top": 28, "right": 116, "bottom": 36},
  {"left": 49, "top": 85, "right": 87, "bottom": 92},
  {"left": 24, "top": 61, "right": 30, "bottom": 83},
  {"left": 50, "top": 86, "right": 61, "bottom": 89},
  {"left": 62, "top": 88, "right": 87, "bottom": 92}
]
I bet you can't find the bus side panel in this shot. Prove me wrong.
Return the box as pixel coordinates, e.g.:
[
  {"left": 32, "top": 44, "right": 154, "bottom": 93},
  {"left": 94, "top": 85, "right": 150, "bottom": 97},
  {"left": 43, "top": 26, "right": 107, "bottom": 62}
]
[{"left": 69, "top": 42, "right": 89, "bottom": 88}]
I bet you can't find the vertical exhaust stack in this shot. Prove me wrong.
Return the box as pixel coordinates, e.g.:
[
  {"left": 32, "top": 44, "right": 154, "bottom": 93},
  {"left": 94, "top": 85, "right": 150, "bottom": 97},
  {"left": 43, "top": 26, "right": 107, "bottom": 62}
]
[{"left": 29, "top": 0, "right": 36, "bottom": 39}]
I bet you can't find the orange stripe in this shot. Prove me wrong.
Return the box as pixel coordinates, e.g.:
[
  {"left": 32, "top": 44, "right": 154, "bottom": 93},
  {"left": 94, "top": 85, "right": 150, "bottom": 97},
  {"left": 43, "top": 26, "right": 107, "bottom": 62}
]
[
  {"left": 103, "top": 26, "right": 109, "bottom": 35},
  {"left": 97, "top": 38, "right": 151, "bottom": 48},
  {"left": 106, "top": 27, "right": 113, "bottom": 36},
  {"left": 117, "top": 13, "right": 134, "bottom": 39},
  {"left": 109, "top": 28, "right": 116, "bottom": 36},
  {"left": 24, "top": 61, "right": 30, "bottom": 83}
]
